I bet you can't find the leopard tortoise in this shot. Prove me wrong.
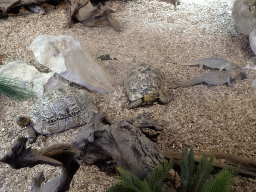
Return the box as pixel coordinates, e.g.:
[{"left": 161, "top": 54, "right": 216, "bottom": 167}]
[
  {"left": 16, "top": 86, "right": 98, "bottom": 143},
  {"left": 124, "top": 63, "right": 172, "bottom": 109}
]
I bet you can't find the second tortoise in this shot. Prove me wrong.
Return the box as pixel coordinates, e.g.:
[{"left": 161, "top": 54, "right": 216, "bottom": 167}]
[{"left": 124, "top": 63, "right": 172, "bottom": 109}]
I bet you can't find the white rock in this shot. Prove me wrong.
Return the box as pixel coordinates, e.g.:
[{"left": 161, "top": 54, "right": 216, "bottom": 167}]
[
  {"left": 251, "top": 79, "right": 256, "bottom": 94},
  {"left": 0, "top": 60, "right": 54, "bottom": 97},
  {"left": 245, "top": 56, "right": 256, "bottom": 70},
  {"left": 232, "top": 0, "right": 256, "bottom": 35},
  {"left": 30, "top": 35, "right": 113, "bottom": 94},
  {"left": 249, "top": 30, "right": 256, "bottom": 55},
  {"left": 44, "top": 72, "right": 69, "bottom": 92}
]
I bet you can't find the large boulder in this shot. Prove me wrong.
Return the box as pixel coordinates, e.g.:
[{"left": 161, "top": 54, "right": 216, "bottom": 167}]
[
  {"left": 30, "top": 35, "right": 113, "bottom": 94},
  {"left": 0, "top": 60, "right": 54, "bottom": 97},
  {"left": 232, "top": 0, "right": 256, "bottom": 36}
]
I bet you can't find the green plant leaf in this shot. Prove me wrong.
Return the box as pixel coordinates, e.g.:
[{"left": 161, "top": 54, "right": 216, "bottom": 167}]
[
  {"left": 207, "top": 169, "right": 234, "bottom": 192},
  {"left": 108, "top": 182, "right": 137, "bottom": 192},
  {"left": 144, "top": 159, "right": 174, "bottom": 192},
  {"left": 0, "top": 76, "right": 36, "bottom": 100},
  {"left": 191, "top": 155, "right": 214, "bottom": 192},
  {"left": 180, "top": 148, "right": 196, "bottom": 192},
  {"left": 108, "top": 167, "right": 144, "bottom": 192}
]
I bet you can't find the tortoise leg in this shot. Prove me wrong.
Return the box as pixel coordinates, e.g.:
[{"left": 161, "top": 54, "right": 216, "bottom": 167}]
[
  {"left": 158, "top": 92, "right": 173, "bottom": 104},
  {"left": 25, "top": 125, "right": 38, "bottom": 144},
  {"left": 128, "top": 99, "right": 143, "bottom": 109}
]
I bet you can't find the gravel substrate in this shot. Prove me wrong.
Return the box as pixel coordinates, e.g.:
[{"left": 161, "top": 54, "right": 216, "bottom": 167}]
[{"left": 0, "top": 0, "right": 256, "bottom": 191}]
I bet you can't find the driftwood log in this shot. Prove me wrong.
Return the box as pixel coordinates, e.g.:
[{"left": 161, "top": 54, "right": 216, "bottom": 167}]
[
  {"left": 68, "top": 0, "right": 122, "bottom": 32},
  {"left": 72, "top": 112, "right": 164, "bottom": 179},
  {"left": 0, "top": 0, "right": 122, "bottom": 32},
  {"left": 0, "top": 137, "right": 82, "bottom": 192},
  {"left": 2, "top": 112, "right": 256, "bottom": 191},
  {"left": 0, "top": 0, "right": 52, "bottom": 17},
  {"left": 162, "top": 151, "right": 256, "bottom": 178}
]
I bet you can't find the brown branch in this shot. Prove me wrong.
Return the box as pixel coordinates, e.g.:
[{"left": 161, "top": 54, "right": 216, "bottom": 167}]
[{"left": 162, "top": 150, "right": 256, "bottom": 178}]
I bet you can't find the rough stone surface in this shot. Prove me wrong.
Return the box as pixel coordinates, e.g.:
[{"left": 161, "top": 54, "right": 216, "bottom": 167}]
[
  {"left": 251, "top": 79, "right": 256, "bottom": 94},
  {"left": 0, "top": 60, "right": 54, "bottom": 97},
  {"left": 232, "top": 0, "right": 256, "bottom": 35},
  {"left": 44, "top": 72, "right": 70, "bottom": 92},
  {"left": 246, "top": 56, "right": 256, "bottom": 70},
  {"left": 30, "top": 35, "right": 113, "bottom": 94},
  {"left": 249, "top": 30, "right": 256, "bottom": 55}
]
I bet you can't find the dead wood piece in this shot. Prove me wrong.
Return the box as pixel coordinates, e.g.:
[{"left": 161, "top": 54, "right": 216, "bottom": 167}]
[
  {"left": 0, "top": 0, "right": 49, "bottom": 17},
  {"left": 30, "top": 172, "right": 45, "bottom": 192},
  {"left": 162, "top": 150, "right": 256, "bottom": 178},
  {"left": 0, "top": 137, "right": 82, "bottom": 169},
  {"left": 68, "top": 0, "right": 122, "bottom": 31},
  {"left": 124, "top": 112, "right": 164, "bottom": 131},
  {"left": 0, "top": 137, "right": 82, "bottom": 192},
  {"left": 0, "top": 137, "right": 62, "bottom": 169},
  {"left": 67, "top": 0, "right": 90, "bottom": 27},
  {"left": 72, "top": 112, "right": 164, "bottom": 179},
  {"left": 72, "top": 112, "right": 112, "bottom": 164},
  {"left": 30, "top": 152, "right": 81, "bottom": 192}
]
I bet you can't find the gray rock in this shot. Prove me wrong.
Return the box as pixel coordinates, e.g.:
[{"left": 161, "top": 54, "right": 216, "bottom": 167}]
[
  {"left": 232, "top": 0, "right": 256, "bottom": 35},
  {"left": 0, "top": 60, "right": 54, "bottom": 97},
  {"left": 249, "top": 30, "right": 256, "bottom": 55},
  {"left": 246, "top": 56, "right": 256, "bottom": 70},
  {"left": 30, "top": 35, "right": 113, "bottom": 94},
  {"left": 27, "top": 5, "right": 46, "bottom": 14},
  {"left": 44, "top": 72, "right": 69, "bottom": 92},
  {"left": 251, "top": 79, "right": 256, "bottom": 94}
]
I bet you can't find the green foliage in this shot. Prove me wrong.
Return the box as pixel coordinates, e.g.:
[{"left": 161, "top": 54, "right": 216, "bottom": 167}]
[
  {"left": 180, "top": 149, "right": 214, "bottom": 192},
  {"left": 144, "top": 160, "right": 174, "bottom": 192},
  {"left": 207, "top": 169, "right": 234, "bottom": 192},
  {"left": 108, "top": 160, "right": 174, "bottom": 192},
  {"left": 0, "top": 76, "right": 37, "bottom": 100},
  {"left": 180, "top": 148, "right": 234, "bottom": 192},
  {"left": 180, "top": 148, "right": 195, "bottom": 191},
  {"left": 108, "top": 148, "right": 235, "bottom": 192},
  {"left": 191, "top": 155, "right": 214, "bottom": 192}
]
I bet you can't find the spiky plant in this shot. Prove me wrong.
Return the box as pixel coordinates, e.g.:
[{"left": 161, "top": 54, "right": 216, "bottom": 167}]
[
  {"left": 108, "top": 159, "right": 174, "bottom": 192},
  {"left": 180, "top": 148, "right": 234, "bottom": 192},
  {"left": 108, "top": 148, "right": 235, "bottom": 192},
  {"left": 0, "top": 76, "right": 37, "bottom": 100}
]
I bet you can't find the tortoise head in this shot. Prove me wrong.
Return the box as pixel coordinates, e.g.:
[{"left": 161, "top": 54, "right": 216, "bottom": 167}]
[
  {"left": 16, "top": 116, "right": 30, "bottom": 127},
  {"left": 143, "top": 92, "right": 159, "bottom": 103}
]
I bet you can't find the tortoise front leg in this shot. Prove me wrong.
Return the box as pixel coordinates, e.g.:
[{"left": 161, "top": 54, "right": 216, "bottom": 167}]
[
  {"left": 25, "top": 125, "right": 38, "bottom": 144},
  {"left": 128, "top": 99, "right": 143, "bottom": 109},
  {"left": 158, "top": 92, "right": 173, "bottom": 104}
]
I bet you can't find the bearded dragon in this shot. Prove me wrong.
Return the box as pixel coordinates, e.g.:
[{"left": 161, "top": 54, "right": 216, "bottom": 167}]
[
  {"left": 174, "top": 69, "right": 246, "bottom": 88},
  {"left": 177, "top": 57, "right": 240, "bottom": 71}
]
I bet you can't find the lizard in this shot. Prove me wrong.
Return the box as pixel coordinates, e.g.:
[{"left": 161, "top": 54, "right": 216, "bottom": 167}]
[
  {"left": 174, "top": 69, "right": 246, "bottom": 88},
  {"left": 175, "top": 57, "right": 240, "bottom": 71}
]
